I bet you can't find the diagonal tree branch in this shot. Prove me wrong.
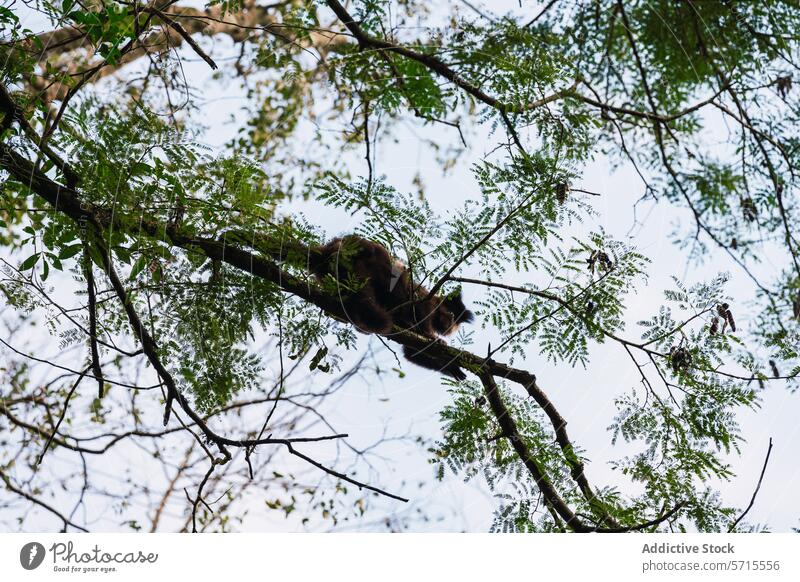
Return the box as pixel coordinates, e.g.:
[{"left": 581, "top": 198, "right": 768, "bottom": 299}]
[
  {"left": 477, "top": 371, "right": 591, "bottom": 531},
  {"left": 728, "top": 437, "right": 774, "bottom": 532},
  {"left": 146, "top": 7, "right": 218, "bottom": 70}
]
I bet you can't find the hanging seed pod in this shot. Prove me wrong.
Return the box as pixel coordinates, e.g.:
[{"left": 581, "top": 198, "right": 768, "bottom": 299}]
[
  {"left": 717, "top": 302, "right": 736, "bottom": 333},
  {"left": 587, "top": 250, "right": 598, "bottom": 274},
  {"left": 555, "top": 182, "right": 569, "bottom": 205},
  {"left": 669, "top": 346, "right": 692, "bottom": 373},
  {"left": 597, "top": 251, "right": 613, "bottom": 272},
  {"left": 741, "top": 197, "right": 758, "bottom": 222},
  {"left": 776, "top": 74, "right": 793, "bottom": 97}
]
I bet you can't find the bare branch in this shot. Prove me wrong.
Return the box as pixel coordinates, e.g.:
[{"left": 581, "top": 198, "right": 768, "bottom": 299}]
[{"left": 729, "top": 438, "right": 774, "bottom": 532}]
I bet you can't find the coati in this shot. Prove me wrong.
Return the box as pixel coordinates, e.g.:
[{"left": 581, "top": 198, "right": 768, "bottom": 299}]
[{"left": 309, "top": 235, "right": 474, "bottom": 380}]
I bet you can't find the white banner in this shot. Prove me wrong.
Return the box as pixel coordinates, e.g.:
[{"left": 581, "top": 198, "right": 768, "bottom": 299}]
[{"left": 1, "top": 533, "right": 798, "bottom": 581}]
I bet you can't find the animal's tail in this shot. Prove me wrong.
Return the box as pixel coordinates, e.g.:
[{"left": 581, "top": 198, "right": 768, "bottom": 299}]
[{"left": 402, "top": 345, "right": 466, "bottom": 381}]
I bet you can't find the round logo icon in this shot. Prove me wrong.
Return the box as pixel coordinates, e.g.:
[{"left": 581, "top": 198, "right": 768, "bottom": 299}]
[{"left": 20, "top": 542, "right": 46, "bottom": 570}]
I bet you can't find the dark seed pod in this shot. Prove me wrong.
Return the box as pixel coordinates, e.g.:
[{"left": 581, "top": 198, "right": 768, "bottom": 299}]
[
  {"left": 716, "top": 302, "right": 736, "bottom": 333},
  {"left": 587, "top": 250, "right": 598, "bottom": 274},
  {"left": 597, "top": 251, "right": 613, "bottom": 272},
  {"left": 741, "top": 197, "right": 758, "bottom": 222},
  {"left": 669, "top": 346, "right": 692, "bottom": 373},
  {"left": 776, "top": 74, "right": 792, "bottom": 98},
  {"left": 726, "top": 310, "right": 736, "bottom": 332},
  {"left": 555, "top": 182, "right": 569, "bottom": 205}
]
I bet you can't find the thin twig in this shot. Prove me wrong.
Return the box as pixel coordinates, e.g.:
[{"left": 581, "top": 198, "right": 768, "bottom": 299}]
[
  {"left": 147, "top": 8, "right": 218, "bottom": 70},
  {"left": 729, "top": 438, "right": 774, "bottom": 532},
  {"left": 35, "top": 367, "right": 91, "bottom": 466},
  {"left": 0, "top": 469, "right": 89, "bottom": 532}
]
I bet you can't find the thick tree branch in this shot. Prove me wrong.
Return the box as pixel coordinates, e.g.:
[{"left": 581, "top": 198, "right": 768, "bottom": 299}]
[
  {"left": 16, "top": 3, "right": 346, "bottom": 102},
  {"left": 82, "top": 242, "right": 105, "bottom": 397},
  {"left": 477, "top": 371, "right": 590, "bottom": 531}
]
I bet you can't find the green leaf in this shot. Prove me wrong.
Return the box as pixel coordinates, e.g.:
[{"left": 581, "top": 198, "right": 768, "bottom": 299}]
[
  {"left": 19, "top": 253, "right": 39, "bottom": 271},
  {"left": 129, "top": 255, "right": 148, "bottom": 281},
  {"left": 58, "top": 244, "right": 83, "bottom": 260}
]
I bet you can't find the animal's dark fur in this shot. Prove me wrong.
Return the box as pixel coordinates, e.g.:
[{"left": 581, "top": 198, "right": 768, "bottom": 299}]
[{"left": 310, "top": 235, "right": 474, "bottom": 379}]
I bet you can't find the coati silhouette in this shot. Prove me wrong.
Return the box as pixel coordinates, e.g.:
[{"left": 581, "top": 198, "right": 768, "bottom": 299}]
[{"left": 309, "top": 235, "right": 474, "bottom": 380}]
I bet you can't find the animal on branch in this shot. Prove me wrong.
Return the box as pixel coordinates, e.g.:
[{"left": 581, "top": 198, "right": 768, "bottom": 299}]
[{"left": 309, "top": 235, "right": 474, "bottom": 380}]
